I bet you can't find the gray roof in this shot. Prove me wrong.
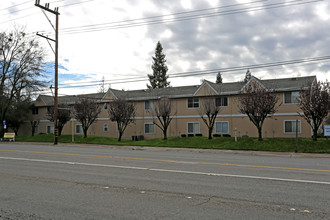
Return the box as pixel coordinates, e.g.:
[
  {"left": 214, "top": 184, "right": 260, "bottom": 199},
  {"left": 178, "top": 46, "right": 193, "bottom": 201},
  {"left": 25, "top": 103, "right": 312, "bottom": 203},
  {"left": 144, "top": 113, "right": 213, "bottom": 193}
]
[
  {"left": 207, "top": 75, "right": 315, "bottom": 94},
  {"left": 38, "top": 92, "right": 105, "bottom": 106},
  {"left": 109, "top": 85, "right": 199, "bottom": 101},
  {"left": 37, "top": 75, "right": 316, "bottom": 105}
]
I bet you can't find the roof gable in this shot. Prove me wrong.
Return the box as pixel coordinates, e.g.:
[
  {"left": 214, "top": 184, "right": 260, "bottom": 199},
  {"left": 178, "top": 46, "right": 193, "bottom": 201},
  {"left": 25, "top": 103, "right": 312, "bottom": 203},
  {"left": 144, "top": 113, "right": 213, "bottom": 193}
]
[
  {"left": 34, "top": 95, "right": 50, "bottom": 106},
  {"left": 102, "top": 89, "right": 118, "bottom": 102},
  {"left": 194, "top": 80, "right": 218, "bottom": 96},
  {"left": 240, "top": 76, "right": 266, "bottom": 92}
]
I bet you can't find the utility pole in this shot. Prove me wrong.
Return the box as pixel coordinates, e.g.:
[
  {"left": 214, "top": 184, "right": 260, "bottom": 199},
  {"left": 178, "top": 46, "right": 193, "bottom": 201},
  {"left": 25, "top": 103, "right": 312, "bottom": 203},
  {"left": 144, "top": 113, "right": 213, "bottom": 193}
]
[{"left": 35, "top": 0, "right": 60, "bottom": 145}]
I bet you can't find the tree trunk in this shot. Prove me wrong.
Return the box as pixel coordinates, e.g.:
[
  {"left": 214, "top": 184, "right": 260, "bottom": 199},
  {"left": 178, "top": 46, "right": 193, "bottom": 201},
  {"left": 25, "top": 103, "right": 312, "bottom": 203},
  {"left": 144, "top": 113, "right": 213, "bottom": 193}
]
[
  {"left": 163, "top": 129, "right": 167, "bottom": 140},
  {"left": 31, "top": 126, "right": 35, "bottom": 136},
  {"left": 312, "top": 128, "right": 318, "bottom": 141},
  {"left": 83, "top": 128, "right": 88, "bottom": 138},
  {"left": 208, "top": 127, "right": 212, "bottom": 139},
  {"left": 258, "top": 126, "right": 263, "bottom": 141},
  {"left": 118, "top": 131, "right": 123, "bottom": 142},
  {"left": 0, "top": 125, "right": 4, "bottom": 138},
  {"left": 14, "top": 128, "right": 18, "bottom": 136},
  {"left": 58, "top": 126, "right": 63, "bottom": 136}
]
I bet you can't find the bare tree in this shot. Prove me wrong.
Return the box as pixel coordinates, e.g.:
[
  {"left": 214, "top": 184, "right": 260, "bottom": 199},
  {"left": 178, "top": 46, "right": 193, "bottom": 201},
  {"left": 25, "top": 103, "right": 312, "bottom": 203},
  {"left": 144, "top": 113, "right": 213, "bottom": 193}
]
[
  {"left": 108, "top": 99, "right": 136, "bottom": 141},
  {"left": 299, "top": 80, "right": 330, "bottom": 141},
  {"left": 0, "top": 28, "right": 46, "bottom": 137},
  {"left": 152, "top": 97, "right": 175, "bottom": 140},
  {"left": 47, "top": 103, "right": 71, "bottom": 136},
  {"left": 30, "top": 120, "right": 39, "bottom": 136},
  {"left": 6, "top": 97, "right": 32, "bottom": 135},
  {"left": 238, "top": 84, "right": 280, "bottom": 141},
  {"left": 199, "top": 96, "right": 220, "bottom": 139},
  {"left": 74, "top": 98, "right": 101, "bottom": 138},
  {"left": 326, "top": 115, "right": 330, "bottom": 125}
]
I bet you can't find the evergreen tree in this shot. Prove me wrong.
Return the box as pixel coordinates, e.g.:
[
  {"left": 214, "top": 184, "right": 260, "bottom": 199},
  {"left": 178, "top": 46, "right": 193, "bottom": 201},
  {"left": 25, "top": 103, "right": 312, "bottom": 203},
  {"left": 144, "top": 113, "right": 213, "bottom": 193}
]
[
  {"left": 244, "top": 69, "right": 252, "bottom": 82},
  {"left": 147, "top": 41, "right": 170, "bottom": 89},
  {"left": 216, "top": 72, "right": 223, "bottom": 84}
]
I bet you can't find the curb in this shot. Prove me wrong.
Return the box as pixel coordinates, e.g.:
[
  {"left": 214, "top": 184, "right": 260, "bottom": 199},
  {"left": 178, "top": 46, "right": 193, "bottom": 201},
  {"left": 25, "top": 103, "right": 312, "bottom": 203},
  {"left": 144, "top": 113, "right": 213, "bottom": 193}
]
[{"left": 2, "top": 141, "right": 330, "bottom": 158}]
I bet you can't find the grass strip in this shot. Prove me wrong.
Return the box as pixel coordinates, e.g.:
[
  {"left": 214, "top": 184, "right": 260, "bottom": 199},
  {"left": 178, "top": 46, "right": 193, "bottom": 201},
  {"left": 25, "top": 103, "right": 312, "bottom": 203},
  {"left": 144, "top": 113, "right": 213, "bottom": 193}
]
[{"left": 14, "top": 134, "right": 330, "bottom": 153}]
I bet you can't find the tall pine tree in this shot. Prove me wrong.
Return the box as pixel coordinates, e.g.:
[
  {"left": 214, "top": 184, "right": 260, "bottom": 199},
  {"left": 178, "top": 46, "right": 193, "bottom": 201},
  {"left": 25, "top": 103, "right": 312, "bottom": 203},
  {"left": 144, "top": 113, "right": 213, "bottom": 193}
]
[
  {"left": 216, "top": 72, "right": 223, "bottom": 84},
  {"left": 147, "top": 41, "right": 170, "bottom": 89}
]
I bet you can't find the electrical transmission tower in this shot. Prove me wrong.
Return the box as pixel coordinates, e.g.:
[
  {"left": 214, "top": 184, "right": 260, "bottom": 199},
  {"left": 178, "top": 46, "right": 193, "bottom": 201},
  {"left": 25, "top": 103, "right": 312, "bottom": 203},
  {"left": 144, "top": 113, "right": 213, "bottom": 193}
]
[{"left": 35, "top": 0, "right": 60, "bottom": 145}]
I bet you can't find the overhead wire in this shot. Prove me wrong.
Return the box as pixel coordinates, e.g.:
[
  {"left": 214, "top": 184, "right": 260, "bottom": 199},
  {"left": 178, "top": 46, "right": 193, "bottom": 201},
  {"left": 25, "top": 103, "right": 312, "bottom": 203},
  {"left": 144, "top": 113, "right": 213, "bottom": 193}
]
[
  {"left": 0, "top": 1, "right": 30, "bottom": 12},
  {"left": 3, "top": 0, "right": 326, "bottom": 95},
  {"left": 27, "top": 55, "right": 329, "bottom": 98},
  {"left": 37, "top": 0, "right": 322, "bottom": 36},
  {"left": 0, "top": 0, "right": 91, "bottom": 24},
  {"left": 57, "top": 0, "right": 267, "bottom": 32},
  {"left": 53, "top": 55, "right": 330, "bottom": 88}
]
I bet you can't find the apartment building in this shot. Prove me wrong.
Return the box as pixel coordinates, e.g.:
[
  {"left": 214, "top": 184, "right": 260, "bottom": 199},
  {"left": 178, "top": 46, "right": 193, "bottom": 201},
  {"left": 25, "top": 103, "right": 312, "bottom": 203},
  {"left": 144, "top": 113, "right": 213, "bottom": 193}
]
[{"left": 20, "top": 75, "right": 316, "bottom": 139}]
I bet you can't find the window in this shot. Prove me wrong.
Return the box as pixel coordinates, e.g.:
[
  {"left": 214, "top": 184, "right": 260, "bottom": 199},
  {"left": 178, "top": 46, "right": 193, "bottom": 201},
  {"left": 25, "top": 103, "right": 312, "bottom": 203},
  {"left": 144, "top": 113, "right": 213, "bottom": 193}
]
[
  {"left": 75, "top": 124, "right": 83, "bottom": 134},
  {"left": 145, "top": 101, "right": 155, "bottom": 111},
  {"left": 284, "top": 91, "right": 300, "bottom": 104},
  {"left": 215, "top": 96, "right": 228, "bottom": 107},
  {"left": 284, "top": 120, "right": 301, "bottom": 133},
  {"left": 32, "top": 107, "right": 39, "bottom": 115},
  {"left": 104, "top": 124, "right": 108, "bottom": 132},
  {"left": 188, "top": 122, "right": 200, "bottom": 134},
  {"left": 188, "top": 98, "right": 199, "bottom": 108},
  {"left": 104, "top": 103, "right": 108, "bottom": 110},
  {"left": 47, "top": 125, "right": 54, "bottom": 134},
  {"left": 145, "top": 123, "right": 155, "bottom": 134},
  {"left": 34, "top": 125, "right": 39, "bottom": 134},
  {"left": 215, "top": 122, "right": 229, "bottom": 133}
]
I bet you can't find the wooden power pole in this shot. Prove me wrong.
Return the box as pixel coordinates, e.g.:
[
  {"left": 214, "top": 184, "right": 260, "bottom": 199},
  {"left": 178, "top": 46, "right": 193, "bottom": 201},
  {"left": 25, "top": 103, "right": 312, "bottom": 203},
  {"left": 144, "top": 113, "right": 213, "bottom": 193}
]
[{"left": 35, "top": 0, "right": 60, "bottom": 145}]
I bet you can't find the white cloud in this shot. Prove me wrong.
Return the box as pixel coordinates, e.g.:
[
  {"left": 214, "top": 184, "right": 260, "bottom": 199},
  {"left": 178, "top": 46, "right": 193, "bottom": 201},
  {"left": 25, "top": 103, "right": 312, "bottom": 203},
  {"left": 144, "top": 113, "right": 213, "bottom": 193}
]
[{"left": 1, "top": 0, "right": 329, "bottom": 95}]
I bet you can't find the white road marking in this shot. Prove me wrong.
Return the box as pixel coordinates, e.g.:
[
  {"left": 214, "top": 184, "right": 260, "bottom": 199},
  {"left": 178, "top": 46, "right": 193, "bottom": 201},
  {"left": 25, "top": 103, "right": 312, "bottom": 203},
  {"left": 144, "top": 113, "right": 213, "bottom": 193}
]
[{"left": 1, "top": 156, "right": 330, "bottom": 185}]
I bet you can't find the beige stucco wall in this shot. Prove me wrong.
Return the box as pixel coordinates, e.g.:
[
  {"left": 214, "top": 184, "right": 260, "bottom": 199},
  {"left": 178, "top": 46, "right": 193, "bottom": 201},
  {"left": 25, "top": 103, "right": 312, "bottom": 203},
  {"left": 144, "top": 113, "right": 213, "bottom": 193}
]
[{"left": 18, "top": 90, "right": 312, "bottom": 139}]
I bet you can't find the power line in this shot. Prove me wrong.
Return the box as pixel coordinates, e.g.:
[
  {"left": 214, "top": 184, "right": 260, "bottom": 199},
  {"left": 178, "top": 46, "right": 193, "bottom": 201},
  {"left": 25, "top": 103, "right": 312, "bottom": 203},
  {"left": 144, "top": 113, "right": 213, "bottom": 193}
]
[
  {"left": 54, "top": 55, "right": 330, "bottom": 89},
  {"left": 0, "top": 0, "right": 91, "bottom": 24},
  {"left": 58, "top": 0, "right": 266, "bottom": 31},
  {"left": 0, "top": 0, "right": 64, "bottom": 15},
  {"left": 0, "top": 1, "right": 30, "bottom": 12},
  {"left": 37, "top": 0, "right": 322, "bottom": 36}
]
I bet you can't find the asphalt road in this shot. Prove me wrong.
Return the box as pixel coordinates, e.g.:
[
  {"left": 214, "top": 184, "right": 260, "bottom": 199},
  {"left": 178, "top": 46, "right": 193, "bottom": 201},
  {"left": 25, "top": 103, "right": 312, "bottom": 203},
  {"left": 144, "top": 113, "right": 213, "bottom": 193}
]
[{"left": 0, "top": 142, "right": 329, "bottom": 219}]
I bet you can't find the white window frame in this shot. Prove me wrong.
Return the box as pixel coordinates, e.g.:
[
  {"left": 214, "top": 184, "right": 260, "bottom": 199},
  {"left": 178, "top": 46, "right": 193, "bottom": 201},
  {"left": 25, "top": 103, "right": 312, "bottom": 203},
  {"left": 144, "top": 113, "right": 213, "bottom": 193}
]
[
  {"left": 284, "top": 120, "right": 301, "bottom": 134},
  {"left": 215, "top": 121, "right": 229, "bottom": 134},
  {"left": 187, "top": 97, "right": 200, "bottom": 109},
  {"left": 284, "top": 91, "right": 300, "bottom": 104},
  {"left": 144, "top": 123, "right": 155, "bottom": 134},
  {"left": 32, "top": 107, "right": 39, "bottom": 115},
  {"left": 46, "top": 125, "right": 54, "bottom": 134},
  {"left": 75, "top": 124, "right": 83, "bottom": 134},
  {"left": 187, "top": 122, "right": 200, "bottom": 134},
  {"left": 145, "top": 100, "right": 155, "bottom": 111},
  {"left": 34, "top": 125, "right": 39, "bottom": 134},
  {"left": 103, "top": 123, "right": 108, "bottom": 132},
  {"left": 215, "top": 96, "right": 228, "bottom": 107}
]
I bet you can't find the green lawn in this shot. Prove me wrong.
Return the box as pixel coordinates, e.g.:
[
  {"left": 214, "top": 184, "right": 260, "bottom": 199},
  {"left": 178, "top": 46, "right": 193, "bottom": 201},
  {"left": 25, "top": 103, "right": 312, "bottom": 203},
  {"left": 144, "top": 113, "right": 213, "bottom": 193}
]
[{"left": 14, "top": 134, "right": 330, "bottom": 153}]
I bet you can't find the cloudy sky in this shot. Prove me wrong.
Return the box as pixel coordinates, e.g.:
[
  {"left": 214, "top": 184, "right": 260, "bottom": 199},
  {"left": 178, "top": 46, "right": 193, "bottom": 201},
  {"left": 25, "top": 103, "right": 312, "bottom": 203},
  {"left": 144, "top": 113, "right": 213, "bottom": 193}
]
[{"left": 1, "top": 0, "right": 329, "bottom": 95}]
